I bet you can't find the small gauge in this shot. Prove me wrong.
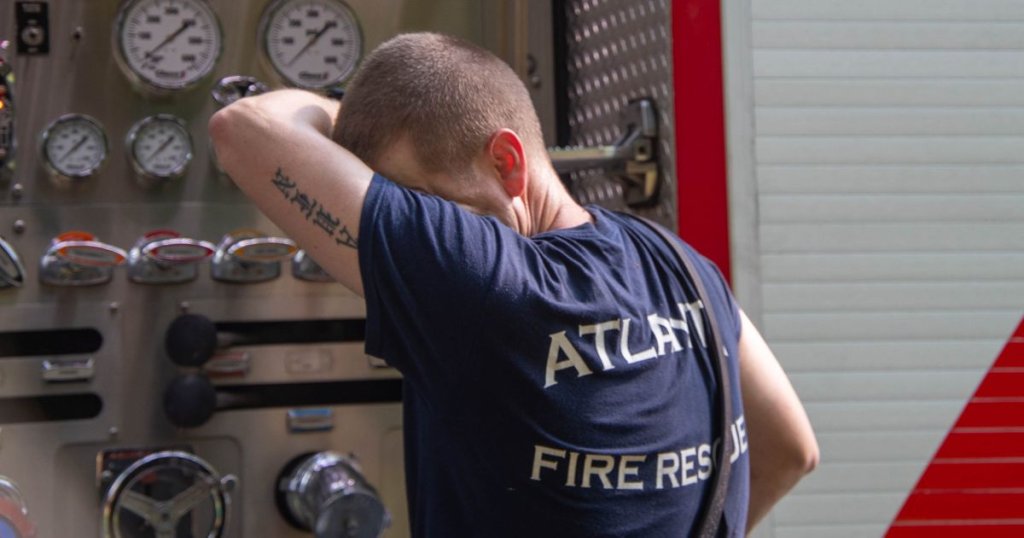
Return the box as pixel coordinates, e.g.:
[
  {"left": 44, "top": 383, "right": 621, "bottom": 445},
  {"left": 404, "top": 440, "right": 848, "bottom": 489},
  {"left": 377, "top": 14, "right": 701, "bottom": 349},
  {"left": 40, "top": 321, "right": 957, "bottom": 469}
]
[
  {"left": 40, "top": 114, "right": 108, "bottom": 181},
  {"left": 258, "top": 0, "right": 363, "bottom": 90},
  {"left": 114, "top": 0, "right": 223, "bottom": 93},
  {"left": 126, "top": 114, "right": 193, "bottom": 183}
]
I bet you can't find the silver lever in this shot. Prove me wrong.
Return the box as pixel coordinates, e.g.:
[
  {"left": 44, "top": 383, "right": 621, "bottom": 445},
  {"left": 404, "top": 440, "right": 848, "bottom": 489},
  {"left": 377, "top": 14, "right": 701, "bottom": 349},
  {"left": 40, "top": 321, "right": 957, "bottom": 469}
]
[{"left": 548, "top": 98, "right": 660, "bottom": 207}]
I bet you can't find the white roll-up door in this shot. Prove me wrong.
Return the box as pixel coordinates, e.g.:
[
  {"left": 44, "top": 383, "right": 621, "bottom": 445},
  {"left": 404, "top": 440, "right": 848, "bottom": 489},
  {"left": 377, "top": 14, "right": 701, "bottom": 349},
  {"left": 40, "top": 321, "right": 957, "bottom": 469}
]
[{"left": 725, "top": 1, "right": 1024, "bottom": 537}]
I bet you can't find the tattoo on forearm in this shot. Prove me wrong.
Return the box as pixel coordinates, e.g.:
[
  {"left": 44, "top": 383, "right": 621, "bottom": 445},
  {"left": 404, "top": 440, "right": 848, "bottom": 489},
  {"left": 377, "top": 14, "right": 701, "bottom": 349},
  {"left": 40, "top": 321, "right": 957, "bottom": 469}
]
[{"left": 271, "top": 167, "right": 358, "bottom": 249}]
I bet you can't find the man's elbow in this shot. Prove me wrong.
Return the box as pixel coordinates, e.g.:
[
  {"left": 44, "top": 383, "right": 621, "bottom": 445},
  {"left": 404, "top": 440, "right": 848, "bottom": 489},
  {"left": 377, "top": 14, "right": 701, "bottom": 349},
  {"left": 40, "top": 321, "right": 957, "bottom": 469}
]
[
  {"left": 800, "top": 439, "right": 820, "bottom": 476},
  {"left": 790, "top": 434, "right": 820, "bottom": 482},
  {"left": 768, "top": 429, "right": 820, "bottom": 489},
  {"left": 208, "top": 106, "right": 238, "bottom": 170},
  {"left": 208, "top": 101, "right": 260, "bottom": 176}
]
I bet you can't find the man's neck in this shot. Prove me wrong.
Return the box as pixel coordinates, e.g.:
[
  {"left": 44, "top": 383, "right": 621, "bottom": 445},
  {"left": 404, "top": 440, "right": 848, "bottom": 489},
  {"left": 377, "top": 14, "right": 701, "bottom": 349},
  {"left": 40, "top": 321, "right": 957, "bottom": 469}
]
[{"left": 526, "top": 168, "right": 593, "bottom": 235}]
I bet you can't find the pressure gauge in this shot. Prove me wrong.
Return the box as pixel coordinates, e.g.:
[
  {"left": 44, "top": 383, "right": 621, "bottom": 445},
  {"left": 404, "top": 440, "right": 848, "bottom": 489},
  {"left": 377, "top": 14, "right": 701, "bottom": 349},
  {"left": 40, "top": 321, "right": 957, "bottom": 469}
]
[
  {"left": 258, "top": 0, "right": 363, "bottom": 90},
  {"left": 40, "top": 114, "right": 108, "bottom": 182},
  {"left": 114, "top": 0, "right": 223, "bottom": 94},
  {"left": 126, "top": 114, "right": 193, "bottom": 184}
]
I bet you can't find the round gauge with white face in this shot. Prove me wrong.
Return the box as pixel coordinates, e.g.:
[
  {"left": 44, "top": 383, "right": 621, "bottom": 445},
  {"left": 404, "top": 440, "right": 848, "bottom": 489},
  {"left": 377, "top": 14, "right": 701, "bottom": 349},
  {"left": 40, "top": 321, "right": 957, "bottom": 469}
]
[
  {"left": 114, "top": 0, "right": 223, "bottom": 93},
  {"left": 258, "top": 0, "right": 363, "bottom": 90},
  {"left": 126, "top": 114, "right": 193, "bottom": 182},
  {"left": 40, "top": 114, "right": 108, "bottom": 180}
]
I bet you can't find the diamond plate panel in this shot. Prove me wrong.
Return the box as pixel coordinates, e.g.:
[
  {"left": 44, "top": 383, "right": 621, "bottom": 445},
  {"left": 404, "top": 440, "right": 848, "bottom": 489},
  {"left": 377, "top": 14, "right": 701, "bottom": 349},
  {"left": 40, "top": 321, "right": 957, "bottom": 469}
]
[{"left": 564, "top": 0, "right": 677, "bottom": 228}]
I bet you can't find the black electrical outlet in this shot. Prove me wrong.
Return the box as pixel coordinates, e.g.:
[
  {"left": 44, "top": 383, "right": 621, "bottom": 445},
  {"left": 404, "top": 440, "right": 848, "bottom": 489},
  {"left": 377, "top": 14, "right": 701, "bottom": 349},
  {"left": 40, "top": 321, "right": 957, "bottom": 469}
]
[{"left": 15, "top": 1, "right": 50, "bottom": 55}]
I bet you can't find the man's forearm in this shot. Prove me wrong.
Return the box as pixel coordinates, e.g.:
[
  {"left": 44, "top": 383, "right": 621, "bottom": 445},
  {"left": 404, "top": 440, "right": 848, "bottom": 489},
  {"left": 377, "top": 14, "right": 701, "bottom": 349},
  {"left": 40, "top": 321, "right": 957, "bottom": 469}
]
[
  {"left": 208, "top": 89, "right": 372, "bottom": 295},
  {"left": 737, "top": 310, "right": 819, "bottom": 533}
]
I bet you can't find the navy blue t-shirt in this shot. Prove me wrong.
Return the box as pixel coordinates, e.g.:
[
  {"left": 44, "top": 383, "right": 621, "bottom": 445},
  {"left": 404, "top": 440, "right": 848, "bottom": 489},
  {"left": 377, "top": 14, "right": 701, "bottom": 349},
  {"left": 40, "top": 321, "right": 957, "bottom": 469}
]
[{"left": 359, "top": 174, "right": 750, "bottom": 537}]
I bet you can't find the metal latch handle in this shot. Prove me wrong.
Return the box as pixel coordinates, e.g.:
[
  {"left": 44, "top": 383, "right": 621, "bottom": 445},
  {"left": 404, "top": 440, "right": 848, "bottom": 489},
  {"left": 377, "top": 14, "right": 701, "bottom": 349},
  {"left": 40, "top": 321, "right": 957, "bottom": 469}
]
[{"left": 547, "top": 98, "right": 660, "bottom": 207}]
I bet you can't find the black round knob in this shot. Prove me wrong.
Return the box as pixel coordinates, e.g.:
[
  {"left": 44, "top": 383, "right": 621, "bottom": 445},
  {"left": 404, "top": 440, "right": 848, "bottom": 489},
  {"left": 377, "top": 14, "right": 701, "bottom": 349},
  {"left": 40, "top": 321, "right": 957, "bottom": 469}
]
[
  {"left": 163, "top": 373, "right": 217, "bottom": 428},
  {"left": 165, "top": 314, "right": 217, "bottom": 367}
]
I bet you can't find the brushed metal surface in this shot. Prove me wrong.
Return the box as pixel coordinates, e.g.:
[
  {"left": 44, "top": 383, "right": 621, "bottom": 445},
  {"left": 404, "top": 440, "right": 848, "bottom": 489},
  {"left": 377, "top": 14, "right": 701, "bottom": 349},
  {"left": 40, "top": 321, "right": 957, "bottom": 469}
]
[{"left": 0, "top": 1, "right": 513, "bottom": 536}]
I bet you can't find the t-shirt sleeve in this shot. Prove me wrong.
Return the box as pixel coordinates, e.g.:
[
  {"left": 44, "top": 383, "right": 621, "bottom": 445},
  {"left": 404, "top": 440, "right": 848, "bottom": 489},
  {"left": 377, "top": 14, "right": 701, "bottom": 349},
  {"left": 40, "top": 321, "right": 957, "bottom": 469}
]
[{"left": 358, "top": 174, "right": 505, "bottom": 379}]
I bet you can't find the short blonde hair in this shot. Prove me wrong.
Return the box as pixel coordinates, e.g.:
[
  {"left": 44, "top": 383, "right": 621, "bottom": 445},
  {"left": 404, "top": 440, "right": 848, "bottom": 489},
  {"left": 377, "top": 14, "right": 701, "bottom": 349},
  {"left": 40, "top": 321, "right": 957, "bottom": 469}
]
[{"left": 333, "top": 32, "right": 544, "bottom": 176}]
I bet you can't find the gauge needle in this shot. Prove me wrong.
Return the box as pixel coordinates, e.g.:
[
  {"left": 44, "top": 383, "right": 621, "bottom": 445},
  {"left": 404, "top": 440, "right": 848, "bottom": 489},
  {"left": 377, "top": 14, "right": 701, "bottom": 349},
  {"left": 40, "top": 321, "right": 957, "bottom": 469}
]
[
  {"left": 287, "top": 20, "right": 338, "bottom": 66},
  {"left": 148, "top": 135, "right": 175, "bottom": 161},
  {"left": 145, "top": 19, "right": 195, "bottom": 60},
  {"left": 59, "top": 136, "right": 88, "bottom": 163}
]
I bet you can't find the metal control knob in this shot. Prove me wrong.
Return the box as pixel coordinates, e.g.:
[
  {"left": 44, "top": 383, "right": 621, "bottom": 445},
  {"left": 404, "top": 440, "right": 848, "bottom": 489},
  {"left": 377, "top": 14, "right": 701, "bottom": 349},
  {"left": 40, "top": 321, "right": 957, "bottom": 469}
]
[
  {"left": 0, "top": 236, "right": 25, "bottom": 288},
  {"left": 276, "top": 452, "right": 389, "bottom": 538},
  {"left": 39, "top": 231, "right": 127, "bottom": 286},
  {"left": 165, "top": 313, "right": 218, "bottom": 367},
  {"left": 211, "top": 229, "right": 297, "bottom": 284},
  {"left": 163, "top": 373, "right": 217, "bottom": 428},
  {"left": 211, "top": 75, "right": 269, "bottom": 108},
  {"left": 0, "top": 476, "right": 36, "bottom": 538},
  {"left": 102, "top": 451, "right": 236, "bottom": 538},
  {"left": 129, "top": 230, "right": 216, "bottom": 284}
]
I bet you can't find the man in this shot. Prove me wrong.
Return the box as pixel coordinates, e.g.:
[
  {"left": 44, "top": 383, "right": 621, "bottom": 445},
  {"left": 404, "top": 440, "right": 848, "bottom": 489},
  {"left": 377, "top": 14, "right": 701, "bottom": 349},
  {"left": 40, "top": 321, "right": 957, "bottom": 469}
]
[{"left": 210, "top": 32, "right": 817, "bottom": 537}]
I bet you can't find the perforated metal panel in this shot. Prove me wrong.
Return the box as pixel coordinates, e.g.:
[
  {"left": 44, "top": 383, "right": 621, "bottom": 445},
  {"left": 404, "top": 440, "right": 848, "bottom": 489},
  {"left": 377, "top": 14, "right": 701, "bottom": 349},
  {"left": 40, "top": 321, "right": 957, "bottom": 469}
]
[{"left": 563, "top": 0, "right": 677, "bottom": 227}]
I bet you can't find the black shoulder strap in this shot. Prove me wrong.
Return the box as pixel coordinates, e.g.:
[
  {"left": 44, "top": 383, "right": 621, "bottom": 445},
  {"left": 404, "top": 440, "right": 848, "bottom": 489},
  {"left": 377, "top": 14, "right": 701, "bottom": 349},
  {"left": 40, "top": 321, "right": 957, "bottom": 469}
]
[{"left": 633, "top": 216, "right": 733, "bottom": 538}]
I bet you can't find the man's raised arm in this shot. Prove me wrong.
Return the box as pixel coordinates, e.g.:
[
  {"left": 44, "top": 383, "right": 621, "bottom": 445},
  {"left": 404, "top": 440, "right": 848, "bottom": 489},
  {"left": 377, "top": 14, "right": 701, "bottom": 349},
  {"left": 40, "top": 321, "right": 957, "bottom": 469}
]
[{"left": 208, "top": 89, "right": 373, "bottom": 295}]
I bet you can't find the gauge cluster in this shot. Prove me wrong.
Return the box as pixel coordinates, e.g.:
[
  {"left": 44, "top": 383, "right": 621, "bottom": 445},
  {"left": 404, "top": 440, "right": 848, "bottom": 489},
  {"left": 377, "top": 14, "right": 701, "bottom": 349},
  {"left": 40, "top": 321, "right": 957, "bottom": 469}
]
[
  {"left": 17, "top": 0, "right": 364, "bottom": 192},
  {"left": 111, "top": 0, "right": 363, "bottom": 96}
]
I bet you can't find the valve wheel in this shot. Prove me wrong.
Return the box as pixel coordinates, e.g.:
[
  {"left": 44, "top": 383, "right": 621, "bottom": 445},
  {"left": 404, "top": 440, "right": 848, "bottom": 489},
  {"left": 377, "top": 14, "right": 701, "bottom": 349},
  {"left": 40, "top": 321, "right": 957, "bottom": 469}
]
[{"left": 102, "top": 451, "right": 235, "bottom": 538}]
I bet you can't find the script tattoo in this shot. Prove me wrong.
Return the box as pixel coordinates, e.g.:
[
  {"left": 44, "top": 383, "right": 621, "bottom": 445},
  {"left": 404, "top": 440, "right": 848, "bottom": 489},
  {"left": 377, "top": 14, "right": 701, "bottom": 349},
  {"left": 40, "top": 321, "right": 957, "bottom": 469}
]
[{"left": 270, "top": 167, "right": 358, "bottom": 250}]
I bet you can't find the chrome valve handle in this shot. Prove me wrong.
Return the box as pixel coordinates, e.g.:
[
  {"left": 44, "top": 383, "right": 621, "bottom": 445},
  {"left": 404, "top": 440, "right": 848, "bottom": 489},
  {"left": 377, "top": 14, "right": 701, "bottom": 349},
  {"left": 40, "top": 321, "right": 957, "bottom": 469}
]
[
  {"left": 0, "top": 476, "right": 36, "bottom": 538},
  {"left": 225, "top": 236, "right": 297, "bottom": 263},
  {"left": 0, "top": 236, "right": 25, "bottom": 288},
  {"left": 39, "top": 231, "right": 127, "bottom": 287},
  {"left": 277, "top": 452, "right": 389, "bottom": 538},
  {"left": 103, "top": 451, "right": 236, "bottom": 538},
  {"left": 291, "top": 249, "right": 334, "bottom": 282},
  {"left": 129, "top": 230, "right": 216, "bottom": 284},
  {"left": 211, "top": 229, "right": 297, "bottom": 283}
]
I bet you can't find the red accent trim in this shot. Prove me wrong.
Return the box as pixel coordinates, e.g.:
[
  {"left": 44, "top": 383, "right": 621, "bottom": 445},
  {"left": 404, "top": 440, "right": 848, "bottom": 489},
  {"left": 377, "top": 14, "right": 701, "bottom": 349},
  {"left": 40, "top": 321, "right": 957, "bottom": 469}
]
[
  {"left": 887, "top": 317, "right": 1024, "bottom": 536},
  {"left": 898, "top": 492, "right": 1024, "bottom": 520},
  {"left": 958, "top": 401, "right": 1024, "bottom": 428},
  {"left": 974, "top": 371, "right": 1024, "bottom": 398},
  {"left": 0, "top": 499, "right": 36, "bottom": 537},
  {"left": 995, "top": 340, "right": 1024, "bottom": 367},
  {"left": 936, "top": 431, "right": 1024, "bottom": 459},
  {"left": 672, "top": 0, "right": 731, "bottom": 282},
  {"left": 889, "top": 525, "right": 1024, "bottom": 538},
  {"left": 917, "top": 462, "right": 1024, "bottom": 490}
]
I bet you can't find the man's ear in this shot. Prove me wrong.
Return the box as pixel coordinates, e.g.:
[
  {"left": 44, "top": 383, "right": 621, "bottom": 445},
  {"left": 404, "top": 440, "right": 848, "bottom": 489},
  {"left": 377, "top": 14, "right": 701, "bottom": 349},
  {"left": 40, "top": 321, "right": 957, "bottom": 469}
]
[{"left": 486, "top": 129, "right": 527, "bottom": 198}]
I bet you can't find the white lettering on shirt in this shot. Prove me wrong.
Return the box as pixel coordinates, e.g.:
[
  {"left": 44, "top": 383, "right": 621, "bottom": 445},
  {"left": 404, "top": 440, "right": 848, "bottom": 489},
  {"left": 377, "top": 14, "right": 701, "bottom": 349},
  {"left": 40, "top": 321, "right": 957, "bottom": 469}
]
[
  {"left": 530, "top": 415, "right": 749, "bottom": 491},
  {"left": 543, "top": 331, "right": 594, "bottom": 388},
  {"left": 543, "top": 301, "right": 727, "bottom": 389}
]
